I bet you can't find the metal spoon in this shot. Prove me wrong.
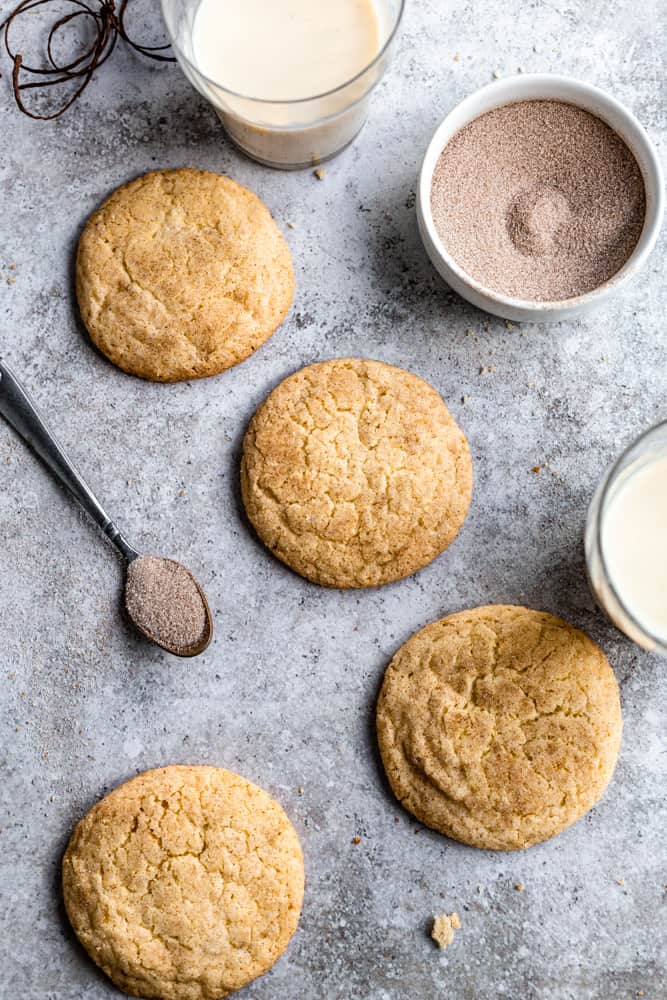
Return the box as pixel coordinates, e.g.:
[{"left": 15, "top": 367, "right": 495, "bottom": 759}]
[{"left": 0, "top": 360, "right": 213, "bottom": 657}]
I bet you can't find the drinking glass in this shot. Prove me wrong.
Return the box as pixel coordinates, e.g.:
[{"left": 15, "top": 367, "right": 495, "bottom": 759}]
[
  {"left": 161, "top": 0, "right": 405, "bottom": 169},
  {"left": 585, "top": 419, "right": 667, "bottom": 654}
]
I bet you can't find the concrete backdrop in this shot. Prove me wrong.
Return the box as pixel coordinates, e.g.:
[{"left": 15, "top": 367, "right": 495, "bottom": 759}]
[{"left": 0, "top": 0, "right": 665, "bottom": 997}]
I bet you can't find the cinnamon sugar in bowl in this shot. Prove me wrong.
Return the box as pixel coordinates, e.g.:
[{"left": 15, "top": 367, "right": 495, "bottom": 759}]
[{"left": 417, "top": 75, "right": 664, "bottom": 322}]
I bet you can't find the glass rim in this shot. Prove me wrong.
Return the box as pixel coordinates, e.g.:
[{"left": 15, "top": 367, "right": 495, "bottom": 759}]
[
  {"left": 161, "top": 0, "right": 406, "bottom": 106},
  {"left": 596, "top": 416, "right": 667, "bottom": 653}
]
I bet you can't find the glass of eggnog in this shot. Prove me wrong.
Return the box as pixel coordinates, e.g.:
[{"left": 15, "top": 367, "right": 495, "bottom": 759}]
[
  {"left": 586, "top": 419, "right": 667, "bottom": 654},
  {"left": 162, "top": 0, "right": 405, "bottom": 169}
]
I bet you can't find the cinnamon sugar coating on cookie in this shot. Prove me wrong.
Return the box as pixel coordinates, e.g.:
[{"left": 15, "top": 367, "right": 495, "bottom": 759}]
[
  {"left": 63, "top": 766, "right": 304, "bottom": 999},
  {"left": 241, "top": 358, "right": 472, "bottom": 588},
  {"left": 377, "top": 605, "right": 622, "bottom": 850},
  {"left": 76, "top": 169, "right": 294, "bottom": 382}
]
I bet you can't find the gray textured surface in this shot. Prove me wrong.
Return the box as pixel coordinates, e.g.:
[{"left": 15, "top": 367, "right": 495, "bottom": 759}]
[{"left": 1, "top": 0, "right": 666, "bottom": 998}]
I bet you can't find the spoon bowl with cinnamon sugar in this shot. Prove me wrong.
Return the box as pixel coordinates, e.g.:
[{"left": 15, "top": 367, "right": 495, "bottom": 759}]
[
  {"left": 0, "top": 360, "right": 213, "bottom": 658},
  {"left": 124, "top": 554, "right": 212, "bottom": 656}
]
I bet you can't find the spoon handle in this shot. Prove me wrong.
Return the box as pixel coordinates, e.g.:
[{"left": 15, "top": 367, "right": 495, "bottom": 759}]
[{"left": 0, "top": 360, "right": 139, "bottom": 563}]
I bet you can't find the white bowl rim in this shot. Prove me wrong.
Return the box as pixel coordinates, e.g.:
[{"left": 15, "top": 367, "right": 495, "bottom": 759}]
[{"left": 418, "top": 73, "right": 665, "bottom": 313}]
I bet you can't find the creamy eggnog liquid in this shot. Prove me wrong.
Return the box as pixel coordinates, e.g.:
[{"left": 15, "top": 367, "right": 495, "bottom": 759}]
[
  {"left": 601, "top": 454, "right": 667, "bottom": 640},
  {"left": 192, "top": 0, "right": 381, "bottom": 102},
  {"left": 184, "top": 0, "right": 394, "bottom": 166}
]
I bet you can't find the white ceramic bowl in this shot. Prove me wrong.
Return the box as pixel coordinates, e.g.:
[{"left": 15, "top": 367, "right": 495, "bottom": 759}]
[{"left": 417, "top": 74, "right": 664, "bottom": 322}]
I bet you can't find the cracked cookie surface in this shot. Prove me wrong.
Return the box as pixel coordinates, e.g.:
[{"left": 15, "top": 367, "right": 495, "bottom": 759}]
[
  {"left": 240, "top": 358, "right": 472, "bottom": 588},
  {"left": 62, "top": 766, "right": 304, "bottom": 999},
  {"left": 76, "top": 169, "right": 294, "bottom": 381},
  {"left": 377, "top": 606, "right": 622, "bottom": 849}
]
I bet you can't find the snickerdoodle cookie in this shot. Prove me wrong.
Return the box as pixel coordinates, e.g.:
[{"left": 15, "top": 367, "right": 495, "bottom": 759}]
[
  {"left": 377, "top": 606, "right": 622, "bottom": 850},
  {"left": 76, "top": 169, "right": 294, "bottom": 381},
  {"left": 240, "top": 358, "right": 472, "bottom": 588},
  {"left": 63, "top": 766, "right": 304, "bottom": 999}
]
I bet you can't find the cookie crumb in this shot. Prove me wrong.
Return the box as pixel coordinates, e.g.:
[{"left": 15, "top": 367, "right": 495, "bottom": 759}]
[
  {"left": 287, "top": 222, "right": 296, "bottom": 229},
  {"left": 615, "top": 878, "right": 625, "bottom": 886},
  {"left": 351, "top": 836, "right": 361, "bottom": 845},
  {"left": 297, "top": 786, "right": 304, "bottom": 795},
  {"left": 314, "top": 168, "right": 326, "bottom": 181},
  {"left": 515, "top": 883, "right": 525, "bottom": 891},
  {"left": 431, "top": 912, "right": 461, "bottom": 949},
  {"left": 453, "top": 53, "right": 460, "bottom": 61},
  {"left": 7, "top": 276, "right": 16, "bottom": 285},
  {"left": 532, "top": 466, "right": 541, "bottom": 474}
]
